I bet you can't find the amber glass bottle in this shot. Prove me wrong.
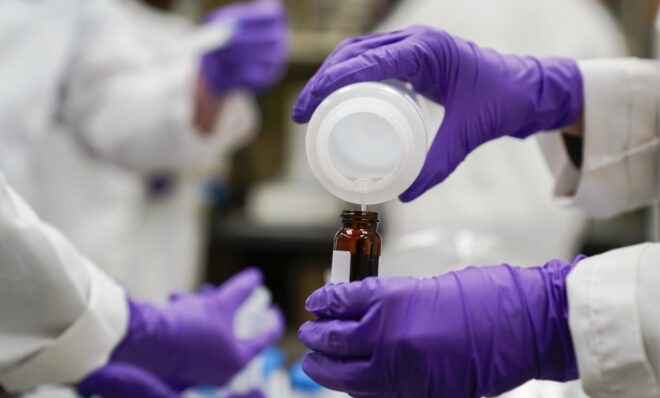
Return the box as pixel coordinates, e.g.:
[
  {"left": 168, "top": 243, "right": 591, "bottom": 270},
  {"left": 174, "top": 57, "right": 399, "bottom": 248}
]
[{"left": 332, "top": 210, "right": 382, "bottom": 282}]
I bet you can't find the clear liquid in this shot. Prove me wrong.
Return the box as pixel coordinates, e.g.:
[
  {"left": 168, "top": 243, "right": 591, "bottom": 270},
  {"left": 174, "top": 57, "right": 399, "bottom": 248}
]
[{"left": 356, "top": 178, "right": 369, "bottom": 212}]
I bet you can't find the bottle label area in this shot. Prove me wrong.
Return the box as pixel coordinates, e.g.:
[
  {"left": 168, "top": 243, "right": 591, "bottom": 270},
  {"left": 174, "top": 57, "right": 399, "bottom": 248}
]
[{"left": 330, "top": 250, "right": 351, "bottom": 283}]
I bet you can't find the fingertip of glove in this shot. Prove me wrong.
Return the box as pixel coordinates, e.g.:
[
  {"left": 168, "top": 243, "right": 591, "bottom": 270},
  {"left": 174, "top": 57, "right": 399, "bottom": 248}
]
[
  {"left": 300, "top": 352, "right": 315, "bottom": 373},
  {"left": 301, "top": 352, "right": 324, "bottom": 378},
  {"left": 291, "top": 106, "right": 310, "bottom": 124},
  {"left": 305, "top": 282, "right": 351, "bottom": 313},
  {"left": 220, "top": 267, "right": 264, "bottom": 301},
  {"left": 398, "top": 183, "right": 426, "bottom": 202},
  {"left": 304, "top": 286, "right": 325, "bottom": 312},
  {"left": 398, "top": 169, "right": 444, "bottom": 202},
  {"left": 397, "top": 190, "right": 417, "bottom": 203},
  {"left": 291, "top": 90, "right": 316, "bottom": 123},
  {"left": 297, "top": 320, "right": 315, "bottom": 340},
  {"left": 304, "top": 294, "right": 314, "bottom": 311},
  {"left": 239, "top": 266, "right": 264, "bottom": 283}
]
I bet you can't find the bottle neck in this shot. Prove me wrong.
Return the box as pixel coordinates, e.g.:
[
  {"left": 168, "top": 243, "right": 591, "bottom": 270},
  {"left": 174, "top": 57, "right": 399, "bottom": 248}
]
[{"left": 340, "top": 210, "right": 379, "bottom": 231}]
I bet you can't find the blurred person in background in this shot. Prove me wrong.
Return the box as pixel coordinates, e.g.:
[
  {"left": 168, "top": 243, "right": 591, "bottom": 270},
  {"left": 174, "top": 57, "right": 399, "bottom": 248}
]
[
  {"left": 0, "top": 0, "right": 288, "bottom": 396},
  {"left": 33, "top": 0, "right": 286, "bottom": 305},
  {"left": 0, "top": 173, "right": 282, "bottom": 396},
  {"left": 373, "top": 2, "right": 624, "bottom": 397}
]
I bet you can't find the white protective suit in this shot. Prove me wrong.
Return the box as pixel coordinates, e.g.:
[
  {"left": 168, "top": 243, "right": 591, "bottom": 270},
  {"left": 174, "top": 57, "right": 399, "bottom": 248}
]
[
  {"left": 375, "top": 1, "right": 626, "bottom": 397},
  {"left": 33, "top": 0, "right": 258, "bottom": 304},
  {"left": 0, "top": 0, "right": 243, "bottom": 392},
  {"left": 538, "top": 58, "right": 660, "bottom": 398}
]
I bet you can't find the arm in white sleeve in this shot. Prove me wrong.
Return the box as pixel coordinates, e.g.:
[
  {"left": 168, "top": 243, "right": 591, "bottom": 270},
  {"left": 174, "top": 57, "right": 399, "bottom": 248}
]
[
  {"left": 536, "top": 58, "right": 660, "bottom": 218},
  {"left": 203, "top": 92, "right": 259, "bottom": 165},
  {"left": 62, "top": 0, "right": 240, "bottom": 174},
  {"left": 567, "top": 243, "right": 660, "bottom": 397},
  {"left": 0, "top": 173, "right": 127, "bottom": 392}
]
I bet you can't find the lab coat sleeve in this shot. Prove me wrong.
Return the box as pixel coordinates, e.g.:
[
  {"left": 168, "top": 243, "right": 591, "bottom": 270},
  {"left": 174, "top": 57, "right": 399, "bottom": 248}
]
[
  {"left": 567, "top": 243, "right": 660, "bottom": 397},
  {"left": 536, "top": 58, "right": 660, "bottom": 218},
  {"left": 201, "top": 92, "right": 259, "bottom": 168},
  {"left": 0, "top": 173, "right": 128, "bottom": 392},
  {"left": 62, "top": 0, "right": 257, "bottom": 174}
]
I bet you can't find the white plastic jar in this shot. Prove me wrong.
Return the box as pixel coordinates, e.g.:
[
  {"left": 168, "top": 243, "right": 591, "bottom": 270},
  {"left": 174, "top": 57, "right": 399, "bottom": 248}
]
[{"left": 305, "top": 81, "right": 431, "bottom": 205}]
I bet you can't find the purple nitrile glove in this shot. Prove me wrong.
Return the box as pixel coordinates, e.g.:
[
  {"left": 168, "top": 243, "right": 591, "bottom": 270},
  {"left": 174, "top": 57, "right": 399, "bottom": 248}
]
[
  {"left": 111, "top": 268, "right": 285, "bottom": 386},
  {"left": 77, "top": 364, "right": 181, "bottom": 398},
  {"left": 77, "top": 365, "right": 265, "bottom": 398},
  {"left": 227, "top": 389, "right": 266, "bottom": 398},
  {"left": 291, "top": 26, "right": 583, "bottom": 201},
  {"left": 201, "top": 0, "right": 289, "bottom": 94},
  {"left": 298, "top": 256, "right": 585, "bottom": 398}
]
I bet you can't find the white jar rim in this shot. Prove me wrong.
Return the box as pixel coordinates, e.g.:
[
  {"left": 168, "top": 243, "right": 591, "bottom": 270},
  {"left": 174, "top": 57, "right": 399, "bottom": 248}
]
[{"left": 306, "top": 82, "right": 428, "bottom": 205}]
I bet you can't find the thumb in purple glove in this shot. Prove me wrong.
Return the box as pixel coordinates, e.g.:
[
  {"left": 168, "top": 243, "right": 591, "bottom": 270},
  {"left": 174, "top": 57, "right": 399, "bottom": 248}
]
[
  {"left": 292, "top": 26, "right": 582, "bottom": 201},
  {"left": 299, "top": 256, "right": 585, "bottom": 398},
  {"left": 111, "top": 268, "right": 285, "bottom": 386},
  {"left": 77, "top": 364, "right": 181, "bottom": 398}
]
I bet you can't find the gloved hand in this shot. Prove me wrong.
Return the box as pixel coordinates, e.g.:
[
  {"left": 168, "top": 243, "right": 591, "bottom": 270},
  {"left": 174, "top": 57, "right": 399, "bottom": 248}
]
[
  {"left": 77, "top": 364, "right": 266, "bottom": 398},
  {"left": 292, "top": 26, "right": 583, "bottom": 201},
  {"left": 111, "top": 268, "right": 284, "bottom": 386},
  {"left": 299, "top": 257, "right": 585, "bottom": 398},
  {"left": 201, "top": 0, "right": 289, "bottom": 94},
  {"left": 77, "top": 364, "right": 181, "bottom": 398}
]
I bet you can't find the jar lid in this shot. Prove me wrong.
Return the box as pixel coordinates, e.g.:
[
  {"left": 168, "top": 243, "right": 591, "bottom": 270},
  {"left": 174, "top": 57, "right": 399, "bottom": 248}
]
[{"left": 305, "top": 82, "right": 428, "bottom": 205}]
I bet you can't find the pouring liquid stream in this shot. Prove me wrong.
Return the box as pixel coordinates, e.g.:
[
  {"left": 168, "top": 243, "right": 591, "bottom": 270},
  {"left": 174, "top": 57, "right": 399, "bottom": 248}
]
[{"left": 357, "top": 179, "right": 369, "bottom": 212}]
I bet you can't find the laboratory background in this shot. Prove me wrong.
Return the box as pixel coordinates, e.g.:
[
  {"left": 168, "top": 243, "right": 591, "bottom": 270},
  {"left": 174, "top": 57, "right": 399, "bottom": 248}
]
[{"left": 10, "top": 0, "right": 660, "bottom": 397}]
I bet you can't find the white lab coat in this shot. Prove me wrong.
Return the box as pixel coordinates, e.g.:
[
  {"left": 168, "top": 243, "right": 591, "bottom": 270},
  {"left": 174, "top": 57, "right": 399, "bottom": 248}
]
[
  {"left": 537, "top": 58, "right": 660, "bottom": 398},
  {"left": 33, "top": 0, "right": 258, "bottom": 304},
  {"left": 0, "top": 0, "right": 243, "bottom": 391},
  {"left": 0, "top": 170, "right": 127, "bottom": 392},
  {"left": 0, "top": 1, "right": 131, "bottom": 390},
  {"left": 375, "top": 1, "right": 626, "bottom": 397}
]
